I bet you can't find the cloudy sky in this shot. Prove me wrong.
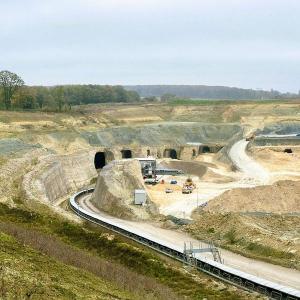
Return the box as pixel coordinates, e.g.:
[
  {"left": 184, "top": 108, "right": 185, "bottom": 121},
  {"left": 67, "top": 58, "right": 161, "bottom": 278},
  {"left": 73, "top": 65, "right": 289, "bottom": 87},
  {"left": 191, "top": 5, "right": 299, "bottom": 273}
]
[{"left": 0, "top": 0, "right": 299, "bottom": 92}]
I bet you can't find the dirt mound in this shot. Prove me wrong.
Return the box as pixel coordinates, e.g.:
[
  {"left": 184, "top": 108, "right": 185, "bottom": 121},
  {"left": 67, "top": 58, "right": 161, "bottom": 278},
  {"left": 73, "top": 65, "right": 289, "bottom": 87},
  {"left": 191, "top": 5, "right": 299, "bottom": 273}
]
[
  {"left": 159, "top": 160, "right": 207, "bottom": 178},
  {"left": 91, "top": 159, "right": 158, "bottom": 220},
  {"left": 205, "top": 180, "right": 300, "bottom": 213},
  {"left": 185, "top": 211, "right": 300, "bottom": 269}
]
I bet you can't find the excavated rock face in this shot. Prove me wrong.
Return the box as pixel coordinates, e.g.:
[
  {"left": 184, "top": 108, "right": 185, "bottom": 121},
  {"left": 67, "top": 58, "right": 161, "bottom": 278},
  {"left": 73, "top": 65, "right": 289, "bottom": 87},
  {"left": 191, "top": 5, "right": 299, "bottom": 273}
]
[
  {"left": 24, "top": 149, "right": 98, "bottom": 205},
  {"left": 91, "top": 159, "right": 158, "bottom": 220},
  {"left": 83, "top": 123, "right": 242, "bottom": 147}
]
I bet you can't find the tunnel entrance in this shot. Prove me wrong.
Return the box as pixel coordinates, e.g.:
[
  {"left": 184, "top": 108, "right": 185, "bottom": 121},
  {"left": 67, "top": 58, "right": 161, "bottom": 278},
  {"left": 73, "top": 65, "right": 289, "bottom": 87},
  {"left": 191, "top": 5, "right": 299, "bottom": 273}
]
[
  {"left": 284, "top": 148, "right": 293, "bottom": 154},
  {"left": 163, "top": 149, "right": 177, "bottom": 159},
  {"left": 199, "top": 145, "right": 211, "bottom": 154},
  {"left": 202, "top": 146, "right": 210, "bottom": 153},
  {"left": 121, "top": 149, "right": 132, "bottom": 159},
  {"left": 170, "top": 149, "right": 177, "bottom": 159},
  {"left": 199, "top": 145, "right": 224, "bottom": 154},
  {"left": 94, "top": 152, "right": 106, "bottom": 169}
]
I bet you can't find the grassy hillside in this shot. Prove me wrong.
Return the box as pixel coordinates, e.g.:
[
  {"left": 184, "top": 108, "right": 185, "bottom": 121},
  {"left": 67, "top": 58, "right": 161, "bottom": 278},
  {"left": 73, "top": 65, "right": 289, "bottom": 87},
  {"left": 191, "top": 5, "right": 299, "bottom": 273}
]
[
  {"left": 0, "top": 232, "right": 137, "bottom": 300},
  {"left": 0, "top": 202, "right": 256, "bottom": 300}
]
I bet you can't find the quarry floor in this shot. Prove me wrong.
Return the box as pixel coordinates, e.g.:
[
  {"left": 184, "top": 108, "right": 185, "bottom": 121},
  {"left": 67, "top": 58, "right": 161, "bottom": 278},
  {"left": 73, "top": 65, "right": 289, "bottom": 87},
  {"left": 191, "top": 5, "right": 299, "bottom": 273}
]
[{"left": 146, "top": 140, "right": 300, "bottom": 219}]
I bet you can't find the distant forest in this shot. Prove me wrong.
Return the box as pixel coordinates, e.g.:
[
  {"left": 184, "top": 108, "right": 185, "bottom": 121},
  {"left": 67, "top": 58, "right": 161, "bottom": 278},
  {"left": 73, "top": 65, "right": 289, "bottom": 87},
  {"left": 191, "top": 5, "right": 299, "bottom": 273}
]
[
  {"left": 2, "top": 85, "right": 140, "bottom": 111},
  {"left": 1, "top": 70, "right": 298, "bottom": 112},
  {"left": 125, "top": 85, "right": 298, "bottom": 100},
  {"left": 0, "top": 71, "right": 140, "bottom": 111}
]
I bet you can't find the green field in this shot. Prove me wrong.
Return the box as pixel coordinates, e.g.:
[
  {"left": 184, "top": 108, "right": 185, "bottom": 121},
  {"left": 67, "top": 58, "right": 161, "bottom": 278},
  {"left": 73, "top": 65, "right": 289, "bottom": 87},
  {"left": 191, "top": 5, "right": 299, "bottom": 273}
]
[{"left": 168, "top": 98, "right": 300, "bottom": 106}]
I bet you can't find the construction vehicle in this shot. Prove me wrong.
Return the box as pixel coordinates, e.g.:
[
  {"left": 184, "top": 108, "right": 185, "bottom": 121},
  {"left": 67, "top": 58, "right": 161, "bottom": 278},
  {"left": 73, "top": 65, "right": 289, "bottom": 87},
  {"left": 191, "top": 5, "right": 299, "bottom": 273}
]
[
  {"left": 182, "top": 178, "right": 196, "bottom": 194},
  {"left": 144, "top": 178, "right": 159, "bottom": 185}
]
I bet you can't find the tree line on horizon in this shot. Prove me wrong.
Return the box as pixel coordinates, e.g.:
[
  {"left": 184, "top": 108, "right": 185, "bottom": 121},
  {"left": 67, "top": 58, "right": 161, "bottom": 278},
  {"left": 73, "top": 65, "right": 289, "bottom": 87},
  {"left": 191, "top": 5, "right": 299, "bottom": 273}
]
[
  {"left": 0, "top": 70, "right": 140, "bottom": 111},
  {"left": 125, "top": 85, "right": 299, "bottom": 100},
  {"left": 1, "top": 70, "right": 299, "bottom": 112}
]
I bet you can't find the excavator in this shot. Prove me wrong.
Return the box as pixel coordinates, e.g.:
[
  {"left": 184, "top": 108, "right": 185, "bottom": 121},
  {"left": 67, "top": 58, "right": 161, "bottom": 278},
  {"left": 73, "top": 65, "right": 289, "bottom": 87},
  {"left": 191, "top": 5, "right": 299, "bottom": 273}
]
[{"left": 182, "top": 178, "right": 196, "bottom": 194}]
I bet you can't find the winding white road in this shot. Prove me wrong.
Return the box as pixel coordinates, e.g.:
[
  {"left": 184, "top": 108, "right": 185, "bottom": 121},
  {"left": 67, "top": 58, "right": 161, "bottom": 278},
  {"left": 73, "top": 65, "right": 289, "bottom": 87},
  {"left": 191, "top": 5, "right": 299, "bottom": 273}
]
[{"left": 229, "top": 140, "right": 270, "bottom": 185}]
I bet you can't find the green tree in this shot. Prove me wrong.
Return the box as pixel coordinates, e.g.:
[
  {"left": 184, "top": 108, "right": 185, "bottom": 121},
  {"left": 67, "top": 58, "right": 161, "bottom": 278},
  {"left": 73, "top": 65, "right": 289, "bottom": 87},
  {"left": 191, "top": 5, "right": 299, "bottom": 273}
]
[
  {"left": 12, "top": 87, "right": 37, "bottom": 109},
  {"left": 35, "top": 87, "right": 49, "bottom": 109},
  {"left": 101, "top": 85, "right": 116, "bottom": 102},
  {"left": 127, "top": 90, "right": 140, "bottom": 102},
  {"left": 114, "top": 85, "right": 129, "bottom": 102},
  {"left": 0, "top": 70, "right": 24, "bottom": 110},
  {"left": 53, "top": 86, "right": 65, "bottom": 112}
]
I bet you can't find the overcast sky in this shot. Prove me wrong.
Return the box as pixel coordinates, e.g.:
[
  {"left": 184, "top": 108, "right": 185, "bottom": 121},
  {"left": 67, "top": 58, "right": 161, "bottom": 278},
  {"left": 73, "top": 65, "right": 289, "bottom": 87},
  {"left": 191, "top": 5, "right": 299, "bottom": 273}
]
[{"left": 0, "top": 0, "right": 299, "bottom": 92}]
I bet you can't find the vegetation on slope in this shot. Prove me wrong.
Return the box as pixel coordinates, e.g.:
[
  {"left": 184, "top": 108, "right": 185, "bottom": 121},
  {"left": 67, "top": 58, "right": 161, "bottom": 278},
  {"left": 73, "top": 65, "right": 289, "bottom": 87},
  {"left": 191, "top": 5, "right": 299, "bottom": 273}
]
[
  {"left": 185, "top": 212, "right": 300, "bottom": 270},
  {"left": 0, "top": 232, "right": 137, "bottom": 300},
  {"left": 0, "top": 202, "right": 256, "bottom": 300}
]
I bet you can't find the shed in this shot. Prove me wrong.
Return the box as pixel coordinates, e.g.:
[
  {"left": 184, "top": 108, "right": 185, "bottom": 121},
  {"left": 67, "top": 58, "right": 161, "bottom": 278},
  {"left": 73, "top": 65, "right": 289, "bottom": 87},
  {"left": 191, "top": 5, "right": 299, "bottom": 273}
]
[{"left": 134, "top": 189, "right": 146, "bottom": 205}]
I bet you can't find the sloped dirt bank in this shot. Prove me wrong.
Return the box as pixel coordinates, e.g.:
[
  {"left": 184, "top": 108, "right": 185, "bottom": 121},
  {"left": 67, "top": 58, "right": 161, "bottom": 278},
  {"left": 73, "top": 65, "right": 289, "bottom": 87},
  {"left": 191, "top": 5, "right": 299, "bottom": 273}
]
[
  {"left": 204, "top": 180, "right": 300, "bottom": 214},
  {"left": 91, "top": 159, "right": 158, "bottom": 220}
]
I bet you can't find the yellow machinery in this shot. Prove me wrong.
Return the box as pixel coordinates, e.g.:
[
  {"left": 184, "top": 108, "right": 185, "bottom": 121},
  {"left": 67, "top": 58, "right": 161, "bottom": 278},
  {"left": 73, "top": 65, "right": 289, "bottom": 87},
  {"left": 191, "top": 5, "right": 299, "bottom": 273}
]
[{"left": 182, "top": 178, "right": 196, "bottom": 194}]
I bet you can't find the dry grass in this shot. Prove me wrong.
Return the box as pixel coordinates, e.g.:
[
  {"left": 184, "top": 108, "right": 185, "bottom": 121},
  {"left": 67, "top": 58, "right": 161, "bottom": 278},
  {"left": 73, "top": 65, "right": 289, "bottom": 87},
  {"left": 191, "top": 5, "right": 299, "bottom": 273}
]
[
  {"left": 186, "top": 212, "right": 300, "bottom": 269},
  {"left": 0, "top": 222, "right": 178, "bottom": 300},
  {"left": 0, "top": 203, "right": 252, "bottom": 299}
]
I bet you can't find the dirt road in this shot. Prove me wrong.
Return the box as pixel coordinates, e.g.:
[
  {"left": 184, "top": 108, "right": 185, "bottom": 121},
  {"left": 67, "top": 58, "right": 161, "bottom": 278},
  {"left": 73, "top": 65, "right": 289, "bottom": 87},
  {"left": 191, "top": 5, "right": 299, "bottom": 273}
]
[{"left": 229, "top": 140, "right": 270, "bottom": 184}]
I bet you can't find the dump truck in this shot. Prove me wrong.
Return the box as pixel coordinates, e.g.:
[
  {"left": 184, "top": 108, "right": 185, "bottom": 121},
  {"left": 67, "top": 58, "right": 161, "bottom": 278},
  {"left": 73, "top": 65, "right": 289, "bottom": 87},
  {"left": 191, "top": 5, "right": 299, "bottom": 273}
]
[{"left": 182, "top": 178, "right": 196, "bottom": 194}]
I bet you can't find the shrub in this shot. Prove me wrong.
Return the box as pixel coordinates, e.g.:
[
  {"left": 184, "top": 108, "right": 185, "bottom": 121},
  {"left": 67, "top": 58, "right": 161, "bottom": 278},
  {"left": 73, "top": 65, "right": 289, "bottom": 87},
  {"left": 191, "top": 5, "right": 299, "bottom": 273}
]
[{"left": 224, "top": 228, "right": 238, "bottom": 244}]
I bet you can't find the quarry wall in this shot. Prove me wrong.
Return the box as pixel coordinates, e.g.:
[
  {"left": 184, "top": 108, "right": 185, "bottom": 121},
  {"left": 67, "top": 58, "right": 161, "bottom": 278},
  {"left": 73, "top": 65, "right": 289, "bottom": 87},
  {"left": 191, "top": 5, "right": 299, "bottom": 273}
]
[
  {"left": 24, "top": 150, "right": 98, "bottom": 204},
  {"left": 23, "top": 122, "right": 242, "bottom": 205},
  {"left": 253, "top": 137, "right": 300, "bottom": 147}
]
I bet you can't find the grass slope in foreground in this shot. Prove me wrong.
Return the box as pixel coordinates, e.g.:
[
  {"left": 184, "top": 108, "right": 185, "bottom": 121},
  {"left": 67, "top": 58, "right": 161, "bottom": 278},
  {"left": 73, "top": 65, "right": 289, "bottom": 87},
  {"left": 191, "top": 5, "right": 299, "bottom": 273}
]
[
  {"left": 0, "top": 202, "right": 259, "bottom": 300},
  {"left": 0, "top": 232, "right": 136, "bottom": 300}
]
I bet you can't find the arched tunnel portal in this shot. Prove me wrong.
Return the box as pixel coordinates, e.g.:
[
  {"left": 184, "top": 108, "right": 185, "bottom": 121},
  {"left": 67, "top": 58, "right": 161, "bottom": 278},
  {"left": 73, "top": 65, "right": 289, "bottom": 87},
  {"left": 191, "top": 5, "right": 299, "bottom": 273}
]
[
  {"left": 94, "top": 152, "right": 106, "bottom": 169},
  {"left": 163, "top": 149, "right": 178, "bottom": 159},
  {"left": 121, "top": 149, "right": 132, "bottom": 159}
]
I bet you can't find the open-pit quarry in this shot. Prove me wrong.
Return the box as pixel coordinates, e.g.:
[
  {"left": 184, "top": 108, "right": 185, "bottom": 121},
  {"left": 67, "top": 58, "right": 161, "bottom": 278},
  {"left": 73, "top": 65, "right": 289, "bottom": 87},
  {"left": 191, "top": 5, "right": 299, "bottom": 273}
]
[{"left": 1, "top": 102, "right": 300, "bottom": 299}]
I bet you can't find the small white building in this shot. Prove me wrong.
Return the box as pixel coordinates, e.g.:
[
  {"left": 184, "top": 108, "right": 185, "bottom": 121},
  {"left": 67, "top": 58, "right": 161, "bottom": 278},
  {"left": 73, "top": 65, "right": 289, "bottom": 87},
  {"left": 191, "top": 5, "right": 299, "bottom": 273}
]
[{"left": 134, "top": 189, "right": 147, "bottom": 205}]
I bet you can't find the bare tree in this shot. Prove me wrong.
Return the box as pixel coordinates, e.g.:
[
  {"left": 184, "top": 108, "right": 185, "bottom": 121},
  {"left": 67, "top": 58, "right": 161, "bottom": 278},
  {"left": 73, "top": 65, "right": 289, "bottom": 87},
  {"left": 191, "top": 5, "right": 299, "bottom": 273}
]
[{"left": 0, "top": 70, "right": 24, "bottom": 110}]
